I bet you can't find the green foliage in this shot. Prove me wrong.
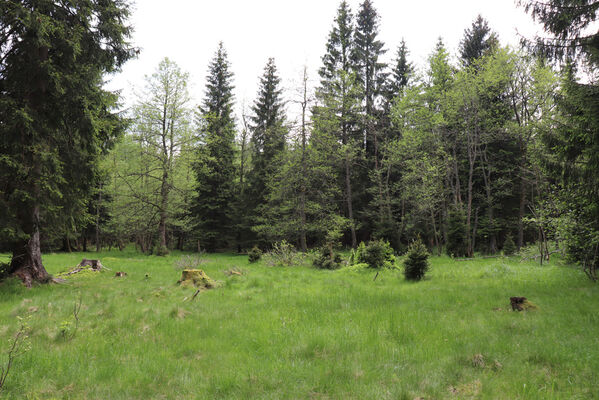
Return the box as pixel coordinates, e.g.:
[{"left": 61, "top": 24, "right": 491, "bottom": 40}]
[
  {"left": 312, "top": 247, "right": 343, "bottom": 270},
  {"left": 503, "top": 234, "right": 517, "bottom": 256},
  {"left": 403, "top": 237, "right": 430, "bottom": 281},
  {"left": 0, "top": 250, "right": 598, "bottom": 398},
  {"left": 192, "top": 43, "right": 237, "bottom": 251},
  {"left": 459, "top": 15, "right": 498, "bottom": 67},
  {"left": 263, "top": 241, "right": 305, "bottom": 267},
  {"left": 0, "top": 262, "right": 9, "bottom": 281},
  {"left": 248, "top": 246, "right": 263, "bottom": 263},
  {"left": 446, "top": 207, "right": 468, "bottom": 258},
  {"left": 354, "top": 240, "right": 395, "bottom": 269},
  {"left": 0, "top": 0, "right": 134, "bottom": 281},
  {"left": 153, "top": 244, "right": 170, "bottom": 257}
]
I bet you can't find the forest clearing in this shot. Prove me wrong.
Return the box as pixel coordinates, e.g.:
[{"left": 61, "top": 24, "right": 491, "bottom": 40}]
[{"left": 2, "top": 0, "right": 599, "bottom": 398}]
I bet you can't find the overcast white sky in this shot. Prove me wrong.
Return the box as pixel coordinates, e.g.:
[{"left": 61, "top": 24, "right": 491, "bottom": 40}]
[{"left": 105, "top": 0, "right": 544, "bottom": 123}]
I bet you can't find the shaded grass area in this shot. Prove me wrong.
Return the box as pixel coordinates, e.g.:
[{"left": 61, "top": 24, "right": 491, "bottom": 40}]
[{"left": 0, "top": 250, "right": 598, "bottom": 399}]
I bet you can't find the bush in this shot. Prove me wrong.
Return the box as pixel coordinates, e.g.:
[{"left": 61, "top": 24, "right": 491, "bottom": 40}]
[
  {"left": 248, "top": 246, "right": 262, "bottom": 263},
  {"left": 313, "top": 247, "right": 343, "bottom": 270},
  {"left": 0, "top": 262, "right": 9, "bottom": 281},
  {"left": 404, "top": 237, "right": 430, "bottom": 281},
  {"left": 264, "top": 240, "right": 305, "bottom": 267},
  {"left": 354, "top": 240, "right": 395, "bottom": 269},
  {"left": 446, "top": 207, "right": 468, "bottom": 257},
  {"left": 153, "top": 244, "right": 169, "bottom": 256},
  {"left": 503, "top": 234, "right": 516, "bottom": 256}
]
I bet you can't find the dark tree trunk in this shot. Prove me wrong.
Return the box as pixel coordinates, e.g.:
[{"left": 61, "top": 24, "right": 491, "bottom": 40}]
[
  {"left": 345, "top": 157, "right": 357, "bottom": 248},
  {"left": 10, "top": 206, "right": 50, "bottom": 287},
  {"left": 518, "top": 174, "right": 526, "bottom": 249}
]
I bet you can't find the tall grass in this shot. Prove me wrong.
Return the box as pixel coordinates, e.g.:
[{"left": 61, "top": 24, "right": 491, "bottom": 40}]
[{"left": 0, "top": 250, "right": 597, "bottom": 399}]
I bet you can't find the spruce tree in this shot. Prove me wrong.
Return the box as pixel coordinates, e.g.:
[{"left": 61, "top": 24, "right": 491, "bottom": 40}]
[
  {"left": 315, "top": 1, "right": 362, "bottom": 247},
  {"left": 0, "top": 0, "right": 134, "bottom": 286},
  {"left": 246, "top": 58, "right": 288, "bottom": 240},
  {"left": 192, "top": 43, "right": 237, "bottom": 252},
  {"left": 353, "top": 0, "right": 389, "bottom": 237},
  {"left": 459, "top": 15, "right": 498, "bottom": 68},
  {"left": 319, "top": 1, "right": 356, "bottom": 92},
  {"left": 387, "top": 39, "right": 414, "bottom": 102}
]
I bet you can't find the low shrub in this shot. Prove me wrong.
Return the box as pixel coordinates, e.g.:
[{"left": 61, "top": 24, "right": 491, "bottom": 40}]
[
  {"left": 503, "top": 234, "right": 516, "bottom": 256},
  {"left": 403, "top": 237, "right": 430, "bottom": 281},
  {"left": 0, "top": 262, "right": 9, "bottom": 281},
  {"left": 153, "top": 244, "right": 169, "bottom": 256},
  {"left": 248, "top": 246, "right": 262, "bottom": 263},
  {"left": 340, "top": 263, "right": 370, "bottom": 274},
  {"left": 313, "top": 247, "right": 343, "bottom": 270},
  {"left": 264, "top": 240, "right": 305, "bottom": 267},
  {"left": 354, "top": 239, "right": 396, "bottom": 269}
]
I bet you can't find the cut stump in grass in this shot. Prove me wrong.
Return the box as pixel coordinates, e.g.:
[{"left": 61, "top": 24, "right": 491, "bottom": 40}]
[
  {"left": 510, "top": 296, "right": 538, "bottom": 311},
  {"left": 178, "top": 269, "right": 217, "bottom": 289},
  {"left": 58, "top": 259, "right": 107, "bottom": 277},
  {"left": 77, "top": 259, "right": 104, "bottom": 270}
]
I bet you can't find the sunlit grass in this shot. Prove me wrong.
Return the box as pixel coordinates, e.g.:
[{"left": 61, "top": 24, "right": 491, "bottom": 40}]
[{"left": 0, "top": 250, "right": 597, "bottom": 399}]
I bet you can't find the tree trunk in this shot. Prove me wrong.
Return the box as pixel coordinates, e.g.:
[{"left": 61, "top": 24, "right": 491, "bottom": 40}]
[
  {"left": 299, "top": 67, "right": 308, "bottom": 253},
  {"left": 96, "top": 184, "right": 102, "bottom": 252},
  {"left": 345, "top": 156, "right": 357, "bottom": 248},
  {"left": 10, "top": 205, "right": 50, "bottom": 287},
  {"left": 518, "top": 173, "right": 526, "bottom": 249}
]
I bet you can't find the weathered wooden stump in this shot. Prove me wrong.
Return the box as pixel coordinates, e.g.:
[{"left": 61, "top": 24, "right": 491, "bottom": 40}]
[{"left": 78, "top": 259, "right": 103, "bottom": 270}]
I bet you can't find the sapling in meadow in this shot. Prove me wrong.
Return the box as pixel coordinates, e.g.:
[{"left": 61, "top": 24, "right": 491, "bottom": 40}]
[
  {"left": 503, "top": 234, "right": 516, "bottom": 256},
  {"left": 248, "top": 246, "right": 262, "bottom": 263},
  {"left": 403, "top": 237, "right": 430, "bottom": 281},
  {"left": 354, "top": 240, "right": 396, "bottom": 269}
]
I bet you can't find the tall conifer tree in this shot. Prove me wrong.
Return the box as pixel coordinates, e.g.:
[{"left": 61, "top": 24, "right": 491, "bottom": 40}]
[
  {"left": 247, "top": 59, "right": 287, "bottom": 217},
  {"left": 315, "top": 1, "right": 362, "bottom": 247},
  {"left": 192, "top": 43, "right": 237, "bottom": 251},
  {"left": 0, "top": 0, "right": 134, "bottom": 286},
  {"left": 459, "top": 15, "right": 498, "bottom": 67},
  {"left": 388, "top": 39, "right": 413, "bottom": 102}
]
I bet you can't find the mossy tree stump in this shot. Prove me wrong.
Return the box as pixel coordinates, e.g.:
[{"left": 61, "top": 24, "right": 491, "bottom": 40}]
[{"left": 178, "top": 269, "right": 216, "bottom": 289}]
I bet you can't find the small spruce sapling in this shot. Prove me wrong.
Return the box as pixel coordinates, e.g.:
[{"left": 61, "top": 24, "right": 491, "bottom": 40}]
[
  {"left": 403, "top": 237, "right": 430, "bottom": 281},
  {"left": 446, "top": 207, "right": 468, "bottom": 257},
  {"left": 248, "top": 246, "right": 262, "bottom": 263},
  {"left": 503, "top": 234, "right": 516, "bottom": 256},
  {"left": 355, "top": 240, "right": 396, "bottom": 269}
]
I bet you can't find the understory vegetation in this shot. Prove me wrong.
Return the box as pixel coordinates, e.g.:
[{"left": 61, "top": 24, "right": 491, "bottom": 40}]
[{"left": 0, "top": 250, "right": 597, "bottom": 399}]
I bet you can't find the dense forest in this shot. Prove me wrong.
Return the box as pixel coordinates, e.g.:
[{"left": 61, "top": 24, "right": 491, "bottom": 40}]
[{"left": 1, "top": 0, "right": 598, "bottom": 285}]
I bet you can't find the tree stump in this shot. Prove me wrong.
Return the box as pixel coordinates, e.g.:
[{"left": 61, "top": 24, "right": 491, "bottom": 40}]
[
  {"left": 510, "top": 296, "right": 538, "bottom": 311},
  {"left": 78, "top": 259, "right": 103, "bottom": 270},
  {"left": 178, "top": 269, "right": 216, "bottom": 289}
]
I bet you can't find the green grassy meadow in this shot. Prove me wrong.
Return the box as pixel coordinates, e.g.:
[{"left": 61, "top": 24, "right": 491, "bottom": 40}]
[{"left": 0, "top": 250, "right": 598, "bottom": 399}]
